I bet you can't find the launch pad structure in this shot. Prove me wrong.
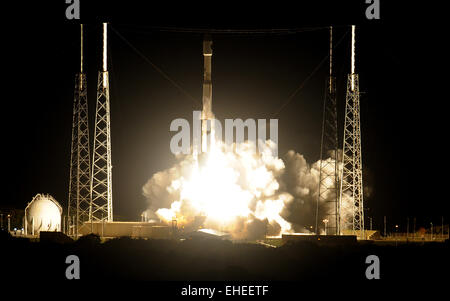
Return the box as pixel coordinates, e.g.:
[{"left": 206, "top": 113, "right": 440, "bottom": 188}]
[
  {"left": 90, "top": 23, "right": 114, "bottom": 223},
  {"left": 316, "top": 27, "right": 340, "bottom": 236},
  {"left": 66, "top": 24, "right": 366, "bottom": 239},
  {"left": 68, "top": 23, "right": 114, "bottom": 237},
  {"left": 67, "top": 25, "right": 91, "bottom": 237},
  {"left": 316, "top": 25, "right": 365, "bottom": 239},
  {"left": 339, "top": 25, "right": 364, "bottom": 239}
]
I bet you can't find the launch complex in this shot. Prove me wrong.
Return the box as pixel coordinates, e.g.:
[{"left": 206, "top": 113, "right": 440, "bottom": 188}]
[{"left": 20, "top": 23, "right": 368, "bottom": 242}]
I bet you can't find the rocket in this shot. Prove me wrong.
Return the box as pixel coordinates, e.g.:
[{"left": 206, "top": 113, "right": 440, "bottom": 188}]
[{"left": 201, "top": 35, "right": 214, "bottom": 153}]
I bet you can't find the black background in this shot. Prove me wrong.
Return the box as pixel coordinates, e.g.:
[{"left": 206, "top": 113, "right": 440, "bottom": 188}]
[{"left": 2, "top": 1, "right": 447, "bottom": 232}]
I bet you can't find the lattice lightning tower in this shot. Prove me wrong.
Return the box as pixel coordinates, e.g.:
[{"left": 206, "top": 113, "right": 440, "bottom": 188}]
[
  {"left": 68, "top": 24, "right": 91, "bottom": 236},
  {"left": 90, "top": 23, "right": 113, "bottom": 221},
  {"left": 316, "top": 26, "right": 340, "bottom": 235},
  {"left": 340, "top": 25, "right": 364, "bottom": 238}
]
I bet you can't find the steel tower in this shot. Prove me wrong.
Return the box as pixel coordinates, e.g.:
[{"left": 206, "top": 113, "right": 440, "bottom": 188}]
[
  {"left": 68, "top": 24, "right": 91, "bottom": 236},
  {"left": 316, "top": 27, "right": 340, "bottom": 235},
  {"left": 340, "top": 25, "right": 364, "bottom": 239},
  {"left": 90, "top": 23, "right": 113, "bottom": 222}
]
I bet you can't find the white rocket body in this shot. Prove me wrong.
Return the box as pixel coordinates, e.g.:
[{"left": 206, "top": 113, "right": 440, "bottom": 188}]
[{"left": 201, "top": 37, "right": 214, "bottom": 153}]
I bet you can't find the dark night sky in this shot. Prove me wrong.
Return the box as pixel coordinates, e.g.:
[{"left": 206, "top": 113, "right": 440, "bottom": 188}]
[{"left": 2, "top": 1, "right": 447, "bottom": 230}]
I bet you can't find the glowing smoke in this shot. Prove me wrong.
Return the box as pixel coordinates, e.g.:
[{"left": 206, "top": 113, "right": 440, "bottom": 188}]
[{"left": 142, "top": 140, "right": 351, "bottom": 239}]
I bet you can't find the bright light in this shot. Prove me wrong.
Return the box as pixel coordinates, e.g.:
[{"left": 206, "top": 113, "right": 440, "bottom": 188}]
[
  {"left": 103, "top": 23, "right": 107, "bottom": 72},
  {"left": 155, "top": 139, "right": 291, "bottom": 235},
  {"left": 351, "top": 25, "right": 355, "bottom": 91},
  {"left": 102, "top": 23, "right": 108, "bottom": 88}
]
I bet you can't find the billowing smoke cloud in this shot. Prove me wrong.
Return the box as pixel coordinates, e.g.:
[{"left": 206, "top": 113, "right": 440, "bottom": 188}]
[
  {"left": 280, "top": 151, "right": 321, "bottom": 232},
  {"left": 142, "top": 141, "right": 351, "bottom": 239}
]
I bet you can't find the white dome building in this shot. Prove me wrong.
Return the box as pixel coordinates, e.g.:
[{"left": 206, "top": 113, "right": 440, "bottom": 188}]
[{"left": 25, "top": 194, "right": 62, "bottom": 235}]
